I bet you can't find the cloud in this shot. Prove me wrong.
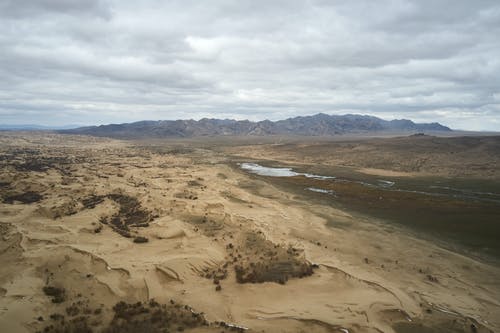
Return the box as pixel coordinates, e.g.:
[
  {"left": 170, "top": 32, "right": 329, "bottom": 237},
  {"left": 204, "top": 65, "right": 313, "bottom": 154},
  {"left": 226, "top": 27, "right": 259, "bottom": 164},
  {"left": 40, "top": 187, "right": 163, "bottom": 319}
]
[
  {"left": 0, "top": 0, "right": 499, "bottom": 130},
  {"left": 0, "top": 0, "right": 111, "bottom": 19}
]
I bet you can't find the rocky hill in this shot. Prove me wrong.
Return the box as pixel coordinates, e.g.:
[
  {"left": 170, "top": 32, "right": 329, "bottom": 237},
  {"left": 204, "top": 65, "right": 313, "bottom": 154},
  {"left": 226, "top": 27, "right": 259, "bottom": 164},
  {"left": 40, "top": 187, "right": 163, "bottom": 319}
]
[{"left": 60, "top": 113, "right": 451, "bottom": 138}]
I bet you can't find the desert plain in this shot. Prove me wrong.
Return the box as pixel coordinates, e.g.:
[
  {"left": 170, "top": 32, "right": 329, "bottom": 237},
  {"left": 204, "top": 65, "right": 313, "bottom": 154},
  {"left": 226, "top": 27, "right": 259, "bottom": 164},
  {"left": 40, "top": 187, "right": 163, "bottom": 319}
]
[{"left": 1, "top": 132, "right": 500, "bottom": 333}]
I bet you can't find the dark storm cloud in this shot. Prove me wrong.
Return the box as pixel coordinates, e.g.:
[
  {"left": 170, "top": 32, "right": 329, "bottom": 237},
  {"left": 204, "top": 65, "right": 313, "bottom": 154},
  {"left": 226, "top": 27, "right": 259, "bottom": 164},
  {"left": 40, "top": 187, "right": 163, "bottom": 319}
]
[{"left": 0, "top": 0, "right": 499, "bottom": 130}]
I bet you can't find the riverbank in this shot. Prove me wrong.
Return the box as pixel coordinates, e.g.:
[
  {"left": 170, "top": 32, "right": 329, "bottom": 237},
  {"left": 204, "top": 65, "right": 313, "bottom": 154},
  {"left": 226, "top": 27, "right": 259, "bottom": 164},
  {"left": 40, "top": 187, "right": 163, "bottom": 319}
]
[{"left": 233, "top": 160, "right": 500, "bottom": 262}]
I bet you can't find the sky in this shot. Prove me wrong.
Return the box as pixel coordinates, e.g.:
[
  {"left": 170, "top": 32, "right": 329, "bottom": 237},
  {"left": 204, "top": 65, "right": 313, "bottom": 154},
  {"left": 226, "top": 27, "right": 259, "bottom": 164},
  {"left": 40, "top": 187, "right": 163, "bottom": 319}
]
[{"left": 1, "top": 0, "right": 500, "bottom": 130}]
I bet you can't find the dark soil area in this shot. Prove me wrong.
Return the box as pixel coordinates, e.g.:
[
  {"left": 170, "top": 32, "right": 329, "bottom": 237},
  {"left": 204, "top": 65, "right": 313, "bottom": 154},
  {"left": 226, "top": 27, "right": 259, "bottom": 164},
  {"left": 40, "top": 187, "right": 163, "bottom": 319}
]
[
  {"left": 202, "top": 231, "right": 314, "bottom": 285},
  {"left": 81, "top": 195, "right": 106, "bottom": 209},
  {"left": 13, "top": 156, "right": 71, "bottom": 172},
  {"left": 233, "top": 231, "right": 314, "bottom": 284},
  {"left": 3, "top": 191, "right": 43, "bottom": 204},
  {"left": 90, "top": 193, "right": 152, "bottom": 239},
  {"left": 104, "top": 300, "right": 208, "bottom": 333},
  {"left": 37, "top": 299, "right": 243, "bottom": 333},
  {"left": 106, "top": 194, "right": 151, "bottom": 227},
  {"left": 42, "top": 286, "right": 66, "bottom": 304},
  {"left": 0, "top": 147, "right": 90, "bottom": 177}
]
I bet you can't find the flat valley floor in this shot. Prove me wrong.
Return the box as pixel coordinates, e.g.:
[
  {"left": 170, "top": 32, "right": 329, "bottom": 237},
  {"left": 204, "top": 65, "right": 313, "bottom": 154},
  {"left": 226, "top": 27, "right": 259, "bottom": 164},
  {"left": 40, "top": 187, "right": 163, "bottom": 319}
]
[{"left": 1, "top": 132, "right": 499, "bottom": 333}]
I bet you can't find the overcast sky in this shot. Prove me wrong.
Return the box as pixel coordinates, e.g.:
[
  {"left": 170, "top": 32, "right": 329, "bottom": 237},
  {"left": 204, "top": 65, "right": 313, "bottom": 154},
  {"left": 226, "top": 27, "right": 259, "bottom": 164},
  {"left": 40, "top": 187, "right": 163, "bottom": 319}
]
[{"left": 1, "top": 0, "right": 499, "bottom": 130}]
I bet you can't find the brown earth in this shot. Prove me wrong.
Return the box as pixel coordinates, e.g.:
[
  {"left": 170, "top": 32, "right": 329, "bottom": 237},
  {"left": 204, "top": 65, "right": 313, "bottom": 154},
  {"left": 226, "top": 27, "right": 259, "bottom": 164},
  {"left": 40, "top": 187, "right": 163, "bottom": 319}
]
[
  {"left": 223, "top": 134, "right": 500, "bottom": 178},
  {"left": 0, "top": 131, "right": 499, "bottom": 333}
]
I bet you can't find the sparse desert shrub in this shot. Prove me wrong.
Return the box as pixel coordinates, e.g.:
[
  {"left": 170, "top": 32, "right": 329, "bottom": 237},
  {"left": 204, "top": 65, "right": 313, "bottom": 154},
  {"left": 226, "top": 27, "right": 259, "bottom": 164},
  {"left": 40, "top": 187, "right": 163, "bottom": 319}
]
[
  {"left": 133, "top": 236, "right": 149, "bottom": 243},
  {"left": 43, "top": 286, "right": 66, "bottom": 303}
]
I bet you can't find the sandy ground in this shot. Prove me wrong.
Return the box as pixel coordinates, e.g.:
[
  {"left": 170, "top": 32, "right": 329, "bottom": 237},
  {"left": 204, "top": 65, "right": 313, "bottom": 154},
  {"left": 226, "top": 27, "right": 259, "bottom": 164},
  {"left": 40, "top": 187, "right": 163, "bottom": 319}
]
[{"left": 0, "top": 132, "right": 499, "bottom": 333}]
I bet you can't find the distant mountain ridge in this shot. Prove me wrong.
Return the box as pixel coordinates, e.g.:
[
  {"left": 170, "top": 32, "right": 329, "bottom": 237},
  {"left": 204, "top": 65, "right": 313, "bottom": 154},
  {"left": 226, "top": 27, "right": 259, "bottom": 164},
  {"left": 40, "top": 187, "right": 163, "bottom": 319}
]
[
  {"left": 59, "top": 113, "right": 451, "bottom": 138},
  {"left": 0, "top": 124, "right": 79, "bottom": 130}
]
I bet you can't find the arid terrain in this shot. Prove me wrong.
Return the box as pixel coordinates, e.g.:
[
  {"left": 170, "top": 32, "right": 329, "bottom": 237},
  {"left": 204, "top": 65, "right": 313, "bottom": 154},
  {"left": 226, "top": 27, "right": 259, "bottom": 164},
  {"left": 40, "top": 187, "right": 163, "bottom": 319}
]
[{"left": 1, "top": 132, "right": 499, "bottom": 333}]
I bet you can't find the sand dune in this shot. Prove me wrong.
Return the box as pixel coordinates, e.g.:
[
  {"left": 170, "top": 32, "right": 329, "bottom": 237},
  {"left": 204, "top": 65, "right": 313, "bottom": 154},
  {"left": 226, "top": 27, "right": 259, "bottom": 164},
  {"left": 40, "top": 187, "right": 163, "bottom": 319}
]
[{"left": 0, "top": 132, "right": 499, "bottom": 332}]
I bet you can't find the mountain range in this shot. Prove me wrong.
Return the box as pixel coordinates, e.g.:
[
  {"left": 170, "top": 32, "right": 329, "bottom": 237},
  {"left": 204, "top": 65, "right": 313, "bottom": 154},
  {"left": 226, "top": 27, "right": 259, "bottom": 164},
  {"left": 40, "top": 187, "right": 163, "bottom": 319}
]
[
  {"left": 0, "top": 124, "right": 79, "bottom": 130},
  {"left": 59, "top": 113, "right": 451, "bottom": 138}
]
